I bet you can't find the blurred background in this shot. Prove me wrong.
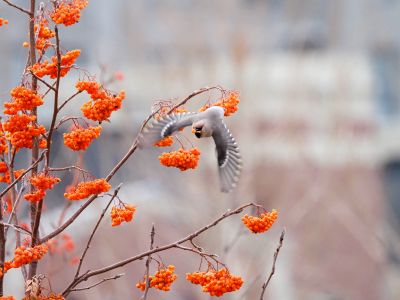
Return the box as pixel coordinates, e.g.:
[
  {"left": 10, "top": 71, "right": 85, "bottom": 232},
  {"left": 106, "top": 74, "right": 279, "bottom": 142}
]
[{"left": 1, "top": 0, "right": 400, "bottom": 299}]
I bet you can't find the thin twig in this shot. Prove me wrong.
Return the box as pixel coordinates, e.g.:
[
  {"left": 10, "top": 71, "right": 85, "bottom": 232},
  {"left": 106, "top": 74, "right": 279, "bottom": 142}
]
[
  {"left": 58, "top": 91, "right": 82, "bottom": 111},
  {"left": 30, "top": 72, "right": 56, "bottom": 92},
  {"left": 0, "top": 222, "right": 32, "bottom": 236},
  {"left": 62, "top": 203, "right": 256, "bottom": 296},
  {"left": 141, "top": 225, "right": 155, "bottom": 300},
  {"left": 69, "top": 273, "right": 124, "bottom": 292},
  {"left": 259, "top": 229, "right": 286, "bottom": 300},
  {"left": 49, "top": 166, "right": 90, "bottom": 174},
  {"left": 2, "top": 0, "right": 30, "bottom": 15},
  {"left": 5, "top": 185, "right": 26, "bottom": 236},
  {"left": 74, "top": 184, "right": 122, "bottom": 279}
]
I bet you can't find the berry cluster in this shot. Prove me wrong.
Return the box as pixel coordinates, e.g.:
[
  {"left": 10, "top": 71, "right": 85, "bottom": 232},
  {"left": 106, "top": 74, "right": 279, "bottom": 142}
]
[
  {"left": 0, "top": 162, "right": 24, "bottom": 184},
  {"left": 186, "top": 268, "right": 243, "bottom": 297},
  {"left": 136, "top": 265, "right": 177, "bottom": 292},
  {"left": 4, "top": 87, "right": 44, "bottom": 114},
  {"left": 30, "top": 49, "right": 81, "bottom": 78},
  {"left": 158, "top": 148, "right": 200, "bottom": 171},
  {"left": 0, "top": 296, "right": 14, "bottom": 300},
  {"left": 34, "top": 19, "right": 55, "bottom": 53},
  {"left": 81, "top": 91, "right": 125, "bottom": 122},
  {"left": 64, "top": 178, "right": 111, "bottom": 200},
  {"left": 154, "top": 136, "right": 174, "bottom": 147},
  {"left": 63, "top": 125, "right": 101, "bottom": 151},
  {"left": 24, "top": 173, "right": 61, "bottom": 203},
  {"left": 110, "top": 204, "right": 136, "bottom": 226},
  {"left": 76, "top": 80, "right": 126, "bottom": 122},
  {"left": 50, "top": 0, "right": 88, "bottom": 26},
  {"left": 200, "top": 91, "right": 240, "bottom": 117},
  {"left": 0, "top": 244, "right": 49, "bottom": 277},
  {"left": 0, "top": 18, "right": 8, "bottom": 27},
  {"left": 241, "top": 209, "right": 278, "bottom": 233}
]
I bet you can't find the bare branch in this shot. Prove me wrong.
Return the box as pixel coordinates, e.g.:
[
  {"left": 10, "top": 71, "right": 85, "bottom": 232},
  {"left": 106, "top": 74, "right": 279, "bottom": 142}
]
[
  {"left": 58, "top": 91, "right": 82, "bottom": 111},
  {"left": 259, "top": 229, "right": 286, "bottom": 300},
  {"left": 30, "top": 72, "right": 56, "bottom": 92},
  {"left": 69, "top": 273, "right": 124, "bottom": 292},
  {"left": 2, "top": 0, "right": 30, "bottom": 15},
  {"left": 74, "top": 184, "right": 122, "bottom": 279},
  {"left": 141, "top": 225, "right": 155, "bottom": 300},
  {"left": 62, "top": 203, "right": 256, "bottom": 296},
  {"left": 0, "top": 222, "right": 32, "bottom": 236}
]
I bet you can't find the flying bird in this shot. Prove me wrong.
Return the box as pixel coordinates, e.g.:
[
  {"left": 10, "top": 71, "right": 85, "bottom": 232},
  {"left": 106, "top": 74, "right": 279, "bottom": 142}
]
[{"left": 138, "top": 106, "right": 242, "bottom": 193}]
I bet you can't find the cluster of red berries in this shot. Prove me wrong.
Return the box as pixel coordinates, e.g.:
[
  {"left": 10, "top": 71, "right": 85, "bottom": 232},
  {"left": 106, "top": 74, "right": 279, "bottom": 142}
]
[
  {"left": 64, "top": 178, "right": 111, "bottom": 200},
  {"left": 4, "top": 87, "right": 44, "bottom": 114},
  {"left": 186, "top": 268, "right": 243, "bottom": 297},
  {"left": 30, "top": 49, "right": 81, "bottom": 79},
  {"left": 76, "top": 80, "right": 126, "bottom": 122},
  {"left": 24, "top": 173, "right": 61, "bottom": 203},
  {"left": 0, "top": 162, "right": 24, "bottom": 184},
  {"left": 241, "top": 209, "right": 278, "bottom": 233},
  {"left": 63, "top": 125, "right": 101, "bottom": 151},
  {"left": 110, "top": 204, "right": 136, "bottom": 227},
  {"left": 50, "top": 0, "right": 88, "bottom": 26},
  {"left": 34, "top": 19, "right": 55, "bottom": 53},
  {"left": 0, "top": 244, "right": 49, "bottom": 278},
  {"left": 158, "top": 148, "right": 201, "bottom": 171},
  {"left": 136, "top": 265, "right": 177, "bottom": 292},
  {"left": 200, "top": 91, "right": 240, "bottom": 117},
  {"left": 154, "top": 136, "right": 174, "bottom": 147}
]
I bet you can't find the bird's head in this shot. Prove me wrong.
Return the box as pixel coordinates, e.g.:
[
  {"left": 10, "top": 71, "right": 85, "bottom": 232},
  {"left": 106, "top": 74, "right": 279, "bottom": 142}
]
[{"left": 192, "top": 121, "right": 205, "bottom": 138}]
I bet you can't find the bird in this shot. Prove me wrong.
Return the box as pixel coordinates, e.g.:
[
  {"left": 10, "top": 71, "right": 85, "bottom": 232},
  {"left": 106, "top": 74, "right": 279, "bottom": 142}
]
[{"left": 138, "top": 106, "right": 242, "bottom": 193}]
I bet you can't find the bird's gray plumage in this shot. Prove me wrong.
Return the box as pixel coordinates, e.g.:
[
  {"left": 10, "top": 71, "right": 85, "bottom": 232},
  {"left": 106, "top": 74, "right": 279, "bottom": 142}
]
[{"left": 138, "top": 106, "right": 242, "bottom": 193}]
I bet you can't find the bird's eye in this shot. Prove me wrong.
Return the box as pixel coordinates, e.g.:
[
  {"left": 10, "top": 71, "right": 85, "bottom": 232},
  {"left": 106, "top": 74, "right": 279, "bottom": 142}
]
[{"left": 194, "top": 126, "right": 202, "bottom": 131}]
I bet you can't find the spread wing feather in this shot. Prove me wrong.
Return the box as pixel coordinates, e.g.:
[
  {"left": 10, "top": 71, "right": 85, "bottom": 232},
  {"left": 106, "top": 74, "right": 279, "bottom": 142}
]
[
  {"left": 212, "top": 121, "right": 242, "bottom": 193},
  {"left": 138, "top": 112, "right": 196, "bottom": 148}
]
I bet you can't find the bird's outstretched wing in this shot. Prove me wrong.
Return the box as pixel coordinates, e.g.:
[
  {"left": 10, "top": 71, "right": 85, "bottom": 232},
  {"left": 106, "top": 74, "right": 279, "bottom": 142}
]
[
  {"left": 138, "top": 112, "right": 197, "bottom": 148},
  {"left": 212, "top": 121, "right": 242, "bottom": 193}
]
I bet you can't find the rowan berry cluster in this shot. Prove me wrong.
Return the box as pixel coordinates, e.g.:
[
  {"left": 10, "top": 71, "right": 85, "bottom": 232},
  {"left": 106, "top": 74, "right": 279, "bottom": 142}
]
[
  {"left": 136, "top": 265, "right": 177, "bottom": 292},
  {"left": 63, "top": 125, "right": 101, "bottom": 151},
  {"left": 0, "top": 296, "right": 14, "bottom": 300},
  {"left": 4, "top": 87, "right": 44, "bottom": 114},
  {"left": 64, "top": 178, "right": 111, "bottom": 200},
  {"left": 51, "top": 0, "right": 88, "bottom": 26},
  {"left": 34, "top": 19, "right": 55, "bottom": 53},
  {"left": 24, "top": 173, "right": 61, "bottom": 203},
  {"left": 2, "top": 108, "right": 47, "bottom": 151},
  {"left": 0, "top": 162, "right": 24, "bottom": 184},
  {"left": 158, "top": 148, "right": 201, "bottom": 171},
  {"left": 186, "top": 268, "right": 243, "bottom": 297},
  {"left": 0, "top": 18, "right": 8, "bottom": 27},
  {"left": 76, "top": 80, "right": 125, "bottom": 122},
  {"left": 30, "top": 49, "right": 81, "bottom": 78},
  {"left": 0, "top": 244, "right": 49, "bottom": 278},
  {"left": 110, "top": 204, "right": 136, "bottom": 227},
  {"left": 154, "top": 136, "right": 174, "bottom": 147},
  {"left": 80, "top": 91, "right": 125, "bottom": 122},
  {"left": 241, "top": 209, "right": 278, "bottom": 233},
  {"left": 200, "top": 91, "right": 240, "bottom": 116}
]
